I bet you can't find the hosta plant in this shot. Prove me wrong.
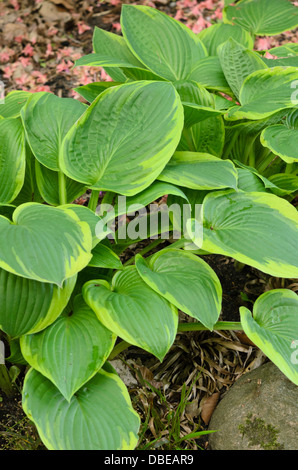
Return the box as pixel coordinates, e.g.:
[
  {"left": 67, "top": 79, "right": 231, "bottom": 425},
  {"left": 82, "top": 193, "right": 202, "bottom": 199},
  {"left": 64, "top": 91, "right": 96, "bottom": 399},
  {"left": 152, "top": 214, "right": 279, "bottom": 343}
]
[{"left": 0, "top": 1, "right": 298, "bottom": 450}]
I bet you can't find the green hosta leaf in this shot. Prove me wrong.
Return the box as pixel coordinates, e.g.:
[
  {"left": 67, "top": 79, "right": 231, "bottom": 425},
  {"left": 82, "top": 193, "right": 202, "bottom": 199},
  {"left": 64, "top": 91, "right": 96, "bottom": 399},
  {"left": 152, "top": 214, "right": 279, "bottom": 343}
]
[
  {"left": 179, "top": 115, "right": 225, "bottom": 157},
  {"left": 198, "top": 190, "right": 298, "bottom": 278},
  {"left": 21, "top": 92, "right": 86, "bottom": 172},
  {"left": 121, "top": 4, "right": 207, "bottom": 81},
  {"left": 188, "top": 57, "right": 231, "bottom": 94},
  {"left": 83, "top": 266, "right": 178, "bottom": 361},
  {"left": 0, "top": 269, "right": 76, "bottom": 338},
  {"left": 240, "top": 289, "right": 298, "bottom": 386},
  {"left": 261, "top": 56, "right": 298, "bottom": 68},
  {"left": 61, "top": 204, "right": 106, "bottom": 247},
  {"left": 237, "top": 169, "right": 267, "bottom": 193},
  {"left": 35, "top": 160, "right": 86, "bottom": 206},
  {"left": 121, "top": 67, "right": 165, "bottom": 82},
  {"left": 198, "top": 23, "right": 253, "bottom": 56},
  {"left": 135, "top": 249, "right": 222, "bottom": 330},
  {"left": 175, "top": 81, "right": 224, "bottom": 125},
  {"left": 218, "top": 38, "right": 267, "bottom": 99},
  {"left": 22, "top": 367, "right": 140, "bottom": 450},
  {"left": 6, "top": 339, "right": 28, "bottom": 365},
  {"left": 74, "top": 52, "right": 141, "bottom": 70},
  {"left": 93, "top": 25, "right": 143, "bottom": 81},
  {"left": 286, "top": 108, "right": 298, "bottom": 129},
  {"left": 0, "top": 91, "right": 31, "bottom": 118},
  {"left": 268, "top": 174, "right": 298, "bottom": 196},
  {"left": 21, "top": 295, "right": 116, "bottom": 401},
  {"left": 114, "top": 181, "right": 189, "bottom": 219},
  {"left": 213, "top": 94, "right": 236, "bottom": 111},
  {"left": 60, "top": 81, "right": 183, "bottom": 196},
  {"left": 93, "top": 25, "right": 142, "bottom": 67},
  {"left": 89, "top": 243, "right": 122, "bottom": 269},
  {"left": 183, "top": 102, "right": 224, "bottom": 127},
  {"left": 174, "top": 80, "right": 215, "bottom": 106},
  {"left": 12, "top": 144, "right": 43, "bottom": 206},
  {"left": 268, "top": 44, "right": 298, "bottom": 58},
  {"left": 223, "top": 0, "right": 298, "bottom": 35},
  {"left": 234, "top": 161, "right": 278, "bottom": 193},
  {"left": 74, "top": 82, "right": 122, "bottom": 103},
  {"left": 260, "top": 125, "right": 298, "bottom": 164},
  {"left": 112, "top": 182, "right": 189, "bottom": 244},
  {"left": 226, "top": 67, "right": 298, "bottom": 121},
  {"left": 158, "top": 151, "right": 237, "bottom": 190},
  {"left": 0, "top": 118, "right": 25, "bottom": 204},
  {"left": 0, "top": 203, "right": 92, "bottom": 286}
]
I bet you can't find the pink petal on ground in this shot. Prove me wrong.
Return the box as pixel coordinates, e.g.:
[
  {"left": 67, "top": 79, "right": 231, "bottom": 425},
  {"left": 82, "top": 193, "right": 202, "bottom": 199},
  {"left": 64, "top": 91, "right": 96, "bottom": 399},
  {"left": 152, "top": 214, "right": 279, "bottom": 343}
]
[
  {"left": 22, "top": 44, "right": 34, "bottom": 56},
  {"left": 10, "top": 0, "right": 19, "bottom": 10},
  {"left": 255, "top": 37, "right": 272, "bottom": 51},
  {"left": 45, "top": 43, "right": 53, "bottom": 57},
  {"left": 112, "top": 22, "right": 121, "bottom": 32},
  {"left": 200, "top": 0, "right": 215, "bottom": 9},
  {"left": 77, "top": 21, "right": 91, "bottom": 35},
  {"left": 192, "top": 16, "right": 206, "bottom": 33},
  {"left": 100, "top": 68, "right": 113, "bottom": 82},
  {"left": 264, "top": 51, "right": 278, "bottom": 59},
  {"left": 33, "top": 85, "right": 51, "bottom": 92},
  {"left": 19, "top": 57, "right": 32, "bottom": 67}
]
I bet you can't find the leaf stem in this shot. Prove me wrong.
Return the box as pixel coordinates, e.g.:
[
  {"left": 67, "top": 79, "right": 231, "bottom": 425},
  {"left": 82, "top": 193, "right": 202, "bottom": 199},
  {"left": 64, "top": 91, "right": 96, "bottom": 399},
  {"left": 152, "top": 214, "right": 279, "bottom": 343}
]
[
  {"left": 222, "top": 129, "right": 240, "bottom": 160},
  {"left": 285, "top": 163, "right": 294, "bottom": 174},
  {"left": 256, "top": 148, "right": 273, "bottom": 173},
  {"left": 58, "top": 171, "right": 67, "bottom": 205},
  {"left": 182, "top": 128, "right": 196, "bottom": 152},
  {"left": 108, "top": 341, "right": 131, "bottom": 361},
  {"left": 88, "top": 189, "right": 100, "bottom": 213},
  {"left": 98, "top": 191, "right": 115, "bottom": 216}
]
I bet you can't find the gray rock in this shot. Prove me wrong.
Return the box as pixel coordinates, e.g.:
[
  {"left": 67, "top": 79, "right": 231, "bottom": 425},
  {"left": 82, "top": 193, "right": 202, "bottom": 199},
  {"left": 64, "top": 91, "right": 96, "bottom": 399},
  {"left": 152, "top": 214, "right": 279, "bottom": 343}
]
[{"left": 208, "top": 362, "right": 298, "bottom": 450}]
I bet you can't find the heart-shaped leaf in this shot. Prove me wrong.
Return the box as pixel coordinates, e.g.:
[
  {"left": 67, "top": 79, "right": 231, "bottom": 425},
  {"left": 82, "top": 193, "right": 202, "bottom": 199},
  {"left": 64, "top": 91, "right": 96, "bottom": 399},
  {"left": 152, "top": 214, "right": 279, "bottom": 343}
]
[
  {"left": 22, "top": 366, "right": 140, "bottom": 450},
  {"left": 0, "top": 118, "right": 25, "bottom": 204},
  {"left": 240, "top": 289, "right": 298, "bottom": 385},
  {"left": 21, "top": 92, "right": 86, "bottom": 172},
  {"left": 135, "top": 249, "right": 222, "bottom": 330},
  {"left": 21, "top": 295, "right": 116, "bottom": 401},
  {"left": 0, "top": 203, "right": 92, "bottom": 285},
  {"left": 61, "top": 204, "right": 107, "bottom": 247},
  {"left": 60, "top": 81, "right": 183, "bottom": 196},
  {"left": 121, "top": 4, "right": 207, "bottom": 81},
  {"left": 0, "top": 269, "right": 76, "bottom": 338},
  {"left": 197, "top": 190, "right": 298, "bottom": 278},
  {"left": 223, "top": 0, "right": 298, "bottom": 35},
  {"left": 83, "top": 266, "right": 178, "bottom": 361}
]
